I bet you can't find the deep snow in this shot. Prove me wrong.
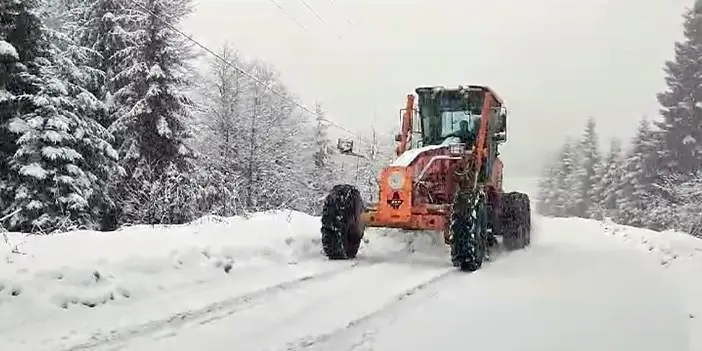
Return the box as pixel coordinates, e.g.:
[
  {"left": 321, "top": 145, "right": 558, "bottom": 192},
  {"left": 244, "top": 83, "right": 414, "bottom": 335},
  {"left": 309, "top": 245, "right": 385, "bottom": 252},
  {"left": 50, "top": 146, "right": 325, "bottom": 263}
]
[
  {"left": 0, "top": 211, "right": 452, "bottom": 350},
  {"left": 0, "top": 178, "right": 699, "bottom": 351}
]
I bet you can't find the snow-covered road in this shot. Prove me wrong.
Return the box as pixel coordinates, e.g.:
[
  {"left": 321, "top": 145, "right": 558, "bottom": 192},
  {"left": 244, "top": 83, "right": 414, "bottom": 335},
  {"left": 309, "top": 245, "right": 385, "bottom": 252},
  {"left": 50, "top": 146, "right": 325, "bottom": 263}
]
[
  {"left": 69, "top": 219, "right": 690, "bottom": 351},
  {"left": 300, "top": 219, "right": 690, "bottom": 351},
  {"left": 1, "top": 192, "right": 699, "bottom": 351}
]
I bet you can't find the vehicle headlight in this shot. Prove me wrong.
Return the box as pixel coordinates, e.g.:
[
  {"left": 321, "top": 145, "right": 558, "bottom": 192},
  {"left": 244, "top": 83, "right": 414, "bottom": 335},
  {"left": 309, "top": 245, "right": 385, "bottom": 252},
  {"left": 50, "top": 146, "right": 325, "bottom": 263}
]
[{"left": 388, "top": 171, "right": 404, "bottom": 189}]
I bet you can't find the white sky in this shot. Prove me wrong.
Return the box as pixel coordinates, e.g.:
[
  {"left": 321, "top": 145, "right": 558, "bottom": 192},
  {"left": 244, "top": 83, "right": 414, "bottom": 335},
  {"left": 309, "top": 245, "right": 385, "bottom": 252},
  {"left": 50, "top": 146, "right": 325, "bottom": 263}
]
[{"left": 183, "top": 0, "right": 692, "bottom": 176}]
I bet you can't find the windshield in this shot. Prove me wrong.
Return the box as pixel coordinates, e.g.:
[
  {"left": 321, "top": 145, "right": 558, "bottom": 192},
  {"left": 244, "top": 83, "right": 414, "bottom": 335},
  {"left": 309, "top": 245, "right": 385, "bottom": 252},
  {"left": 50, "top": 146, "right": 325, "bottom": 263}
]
[
  {"left": 416, "top": 87, "right": 486, "bottom": 146},
  {"left": 440, "top": 111, "right": 480, "bottom": 138}
]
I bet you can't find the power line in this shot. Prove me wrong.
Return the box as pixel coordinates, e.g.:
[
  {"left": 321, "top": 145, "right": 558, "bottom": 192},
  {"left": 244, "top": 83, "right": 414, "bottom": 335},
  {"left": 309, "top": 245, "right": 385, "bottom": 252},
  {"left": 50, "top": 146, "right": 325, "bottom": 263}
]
[
  {"left": 266, "top": 0, "right": 309, "bottom": 32},
  {"left": 124, "top": 0, "right": 364, "bottom": 140},
  {"left": 296, "top": 0, "right": 342, "bottom": 39},
  {"left": 324, "top": 0, "right": 353, "bottom": 26},
  {"left": 265, "top": 0, "right": 342, "bottom": 56}
]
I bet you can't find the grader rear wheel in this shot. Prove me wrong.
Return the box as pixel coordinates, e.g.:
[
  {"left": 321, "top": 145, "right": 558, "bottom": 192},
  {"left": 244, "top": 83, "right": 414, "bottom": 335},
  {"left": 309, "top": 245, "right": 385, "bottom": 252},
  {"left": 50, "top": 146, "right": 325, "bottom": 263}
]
[
  {"left": 500, "top": 191, "right": 531, "bottom": 251},
  {"left": 320, "top": 184, "right": 365, "bottom": 260}
]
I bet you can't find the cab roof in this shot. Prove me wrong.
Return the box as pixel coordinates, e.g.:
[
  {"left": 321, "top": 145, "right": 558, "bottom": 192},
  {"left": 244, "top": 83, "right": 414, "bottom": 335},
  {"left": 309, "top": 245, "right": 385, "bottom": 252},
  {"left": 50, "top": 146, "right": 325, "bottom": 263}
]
[{"left": 414, "top": 85, "right": 503, "bottom": 105}]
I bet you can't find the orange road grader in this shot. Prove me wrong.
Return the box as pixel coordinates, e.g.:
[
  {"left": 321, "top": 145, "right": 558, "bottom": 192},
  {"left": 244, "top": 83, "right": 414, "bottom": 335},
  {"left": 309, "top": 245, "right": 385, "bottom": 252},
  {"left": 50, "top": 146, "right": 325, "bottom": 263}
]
[{"left": 320, "top": 85, "right": 531, "bottom": 271}]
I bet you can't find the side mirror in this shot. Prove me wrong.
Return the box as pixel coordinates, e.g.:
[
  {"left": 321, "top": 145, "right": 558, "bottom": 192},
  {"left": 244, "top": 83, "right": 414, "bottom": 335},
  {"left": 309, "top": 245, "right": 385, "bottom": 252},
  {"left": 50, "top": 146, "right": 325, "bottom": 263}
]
[
  {"left": 337, "top": 138, "right": 354, "bottom": 154},
  {"left": 395, "top": 133, "right": 402, "bottom": 142}
]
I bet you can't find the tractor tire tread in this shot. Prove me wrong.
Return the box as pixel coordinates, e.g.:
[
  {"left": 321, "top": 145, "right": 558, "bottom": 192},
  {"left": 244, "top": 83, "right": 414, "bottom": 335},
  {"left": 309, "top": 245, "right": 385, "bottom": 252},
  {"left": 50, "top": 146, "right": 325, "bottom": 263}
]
[
  {"left": 500, "top": 191, "right": 531, "bottom": 251},
  {"left": 321, "top": 184, "right": 364, "bottom": 260},
  {"left": 450, "top": 190, "right": 487, "bottom": 272}
]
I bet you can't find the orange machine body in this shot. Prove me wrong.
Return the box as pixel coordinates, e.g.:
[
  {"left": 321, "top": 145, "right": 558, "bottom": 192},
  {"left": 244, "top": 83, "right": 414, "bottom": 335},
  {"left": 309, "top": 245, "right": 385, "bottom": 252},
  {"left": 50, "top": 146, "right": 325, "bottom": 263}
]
[{"left": 361, "top": 85, "right": 505, "bottom": 235}]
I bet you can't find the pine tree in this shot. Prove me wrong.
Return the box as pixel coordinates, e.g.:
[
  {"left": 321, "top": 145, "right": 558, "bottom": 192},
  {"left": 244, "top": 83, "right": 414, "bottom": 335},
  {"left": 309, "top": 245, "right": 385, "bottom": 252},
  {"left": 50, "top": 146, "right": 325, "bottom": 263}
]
[
  {"left": 551, "top": 138, "right": 578, "bottom": 217},
  {"left": 75, "top": 0, "right": 140, "bottom": 129},
  {"left": 1, "top": 0, "right": 120, "bottom": 231},
  {"left": 110, "top": 0, "right": 195, "bottom": 177},
  {"left": 654, "top": 0, "right": 702, "bottom": 176},
  {"left": 535, "top": 156, "right": 559, "bottom": 216},
  {"left": 0, "top": 39, "right": 22, "bottom": 212},
  {"left": 0, "top": 0, "right": 46, "bottom": 213},
  {"left": 44, "top": 0, "right": 146, "bottom": 229},
  {"left": 572, "top": 117, "right": 601, "bottom": 217},
  {"left": 652, "top": 171, "right": 702, "bottom": 236},
  {"left": 591, "top": 138, "right": 624, "bottom": 220},
  {"left": 616, "top": 117, "right": 659, "bottom": 227}
]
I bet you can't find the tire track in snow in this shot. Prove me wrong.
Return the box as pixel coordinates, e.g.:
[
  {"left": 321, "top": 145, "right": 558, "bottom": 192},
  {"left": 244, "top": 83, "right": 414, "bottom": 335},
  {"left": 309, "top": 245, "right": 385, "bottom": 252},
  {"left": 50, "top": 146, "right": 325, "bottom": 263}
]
[
  {"left": 62, "top": 260, "right": 375, "bottom": 351},
  {"left": 61, "top": 231, "right": 441, "bottom": 351},
  {"left": 280, "top": 248, "right": 516, "bottom": 351},
  {"left": 276, "top": 268, "right": 459, "bottom": 351},
  {"left": 101, "top": 260, "right": 459, "bottom": 351}
]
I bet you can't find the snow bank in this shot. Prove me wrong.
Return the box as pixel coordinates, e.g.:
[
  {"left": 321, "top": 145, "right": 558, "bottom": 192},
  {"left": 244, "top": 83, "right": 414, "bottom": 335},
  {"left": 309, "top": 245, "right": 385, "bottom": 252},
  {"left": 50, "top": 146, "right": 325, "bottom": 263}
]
[
  {"left": 0, "top": 211, "right": 330, "bottom": 349},
  {"left": 0, "top": 211, "right": 319, "bottom": 308},
  {"left": 0, "top": 210, "right": 446, "bottom": 350},
  {"left": 601, "top": 219, "right": 702, "bottom": 331},
  {"left": 546, "top": 216, "right": 702, "bottom": 350}
]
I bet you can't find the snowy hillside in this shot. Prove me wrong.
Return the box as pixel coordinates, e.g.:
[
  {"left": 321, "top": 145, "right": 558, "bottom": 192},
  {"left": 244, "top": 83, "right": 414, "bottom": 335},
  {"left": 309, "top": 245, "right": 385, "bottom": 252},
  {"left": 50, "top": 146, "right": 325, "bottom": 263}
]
[{"left": 1, "top": 201, "right": 700, "bottom": 351}]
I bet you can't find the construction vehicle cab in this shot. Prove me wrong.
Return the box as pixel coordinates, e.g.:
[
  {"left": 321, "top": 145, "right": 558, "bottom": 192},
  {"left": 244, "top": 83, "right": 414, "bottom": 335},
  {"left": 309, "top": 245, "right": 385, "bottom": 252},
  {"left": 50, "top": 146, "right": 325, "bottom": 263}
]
[
  {"left": 415, "top": 85, "right": 506, "bottom": 147},
  {"left": 322, "top": 85, "right": 531, "bottom": 272},
  {"left": 393, "top": 86, "right": 507, "bottom": 151}
]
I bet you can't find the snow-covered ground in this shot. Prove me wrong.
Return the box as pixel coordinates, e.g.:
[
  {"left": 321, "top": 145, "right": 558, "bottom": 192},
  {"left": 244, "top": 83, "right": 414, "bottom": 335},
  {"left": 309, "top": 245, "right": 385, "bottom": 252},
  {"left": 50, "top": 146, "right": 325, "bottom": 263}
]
[
  {"left": 0, "top": 177, "right": 699, "bottom": 351},
  {"left": 0, "top": 211, "right": 452, "bottom": 351}
]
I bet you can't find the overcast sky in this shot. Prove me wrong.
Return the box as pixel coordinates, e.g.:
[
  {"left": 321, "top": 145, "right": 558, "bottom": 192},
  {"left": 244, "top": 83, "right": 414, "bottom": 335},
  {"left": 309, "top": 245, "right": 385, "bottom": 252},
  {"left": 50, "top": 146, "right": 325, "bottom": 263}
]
[{"left": 183, "top": 0, "right": 692, "bottom": 176}]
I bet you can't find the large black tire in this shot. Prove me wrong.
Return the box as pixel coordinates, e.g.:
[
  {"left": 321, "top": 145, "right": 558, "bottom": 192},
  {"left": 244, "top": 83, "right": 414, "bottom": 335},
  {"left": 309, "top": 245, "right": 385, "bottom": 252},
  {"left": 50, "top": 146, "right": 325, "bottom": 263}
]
[
  {"left": 321, "top": 184, "right": 365, "bottom": 260},
  {"left": 500, "top": 191, "right": 531, "bottom": 251},
  {"left": 450, "top": 189, "right": 488, "bottom": 272}
]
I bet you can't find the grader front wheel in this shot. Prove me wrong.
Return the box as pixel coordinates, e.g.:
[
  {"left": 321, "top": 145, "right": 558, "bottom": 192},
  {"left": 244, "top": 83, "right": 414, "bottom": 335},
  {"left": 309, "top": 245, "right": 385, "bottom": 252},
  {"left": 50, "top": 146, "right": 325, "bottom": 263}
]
[
  {"left": 450, "top": 190, "right": 488, "bottom": 271},
  {"left": 320, "top": 184, "right": 365, "bottom": 260}
]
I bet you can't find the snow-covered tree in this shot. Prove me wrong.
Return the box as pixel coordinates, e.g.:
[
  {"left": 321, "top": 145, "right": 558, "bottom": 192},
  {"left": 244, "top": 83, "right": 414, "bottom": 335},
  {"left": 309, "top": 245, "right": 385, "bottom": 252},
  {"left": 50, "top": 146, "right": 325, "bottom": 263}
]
[
  {"left": 7, "top": 91, "right": 119, "bottom": 232},
  {"left": 535, "top": 154, "right": 561, "bottom": 216},
  {"left": 73, "top": 0, "right": 140, "bottom": 129},
  {"left": 0, "top": 0, "right": 120, "bottom": 232},
  {"left": 195, "top": 56, "right": 315, "bottom": 214},
  {"left": 572, "top": 117, "right": 601, "bottom": 217},
  {"left": 237, "top": 60, "right": 314, "bottom": 212},
  {"left": 653, "top": 0, "right": 702, "bottom": 176},
  {"left": 104, "top": 0, "right": 198, "bottom": 225},
  {"left": 189, "top": 42, "right": 244, "bottom": 216},
  {"left": 116, "top": 160, "right": 200, "bottom": 225},
  {"left": 0, "top": 0, "right": 46, "bottom": 214},
  {"left": 195, "top": 43, "right": 243, "bottom": 165},
  {"left": 0, "top": 0, "right": 366, "bottom": 230},
  {"left": 591, "top": 138, "right": 624, "bottom": 220},
  {"left": 616, "top": 117, "right": 659, "bottom": 227},
  {"left": 0, "top": 39, "right": 22, "bottom": 212},
  {"left": 191, "top": 44, "right": 324, "bottom": 217},
  {"left": 110, "top": 0, "right": 196, "bottom": 177},
  {"left": 309, "top": 102, "right": 337, "bottom": 213},
  {"left": 550, "top": 138, "right": 579, "bottom": 217},
  {"left": 651, "top": 171, "right": 702, "bottom": 237},
  {"left": 312, "top": 103, "right": 334, "bottom": 170},
  {"left": 347, "top": 128, "right": 395, "bottom": 203}
]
